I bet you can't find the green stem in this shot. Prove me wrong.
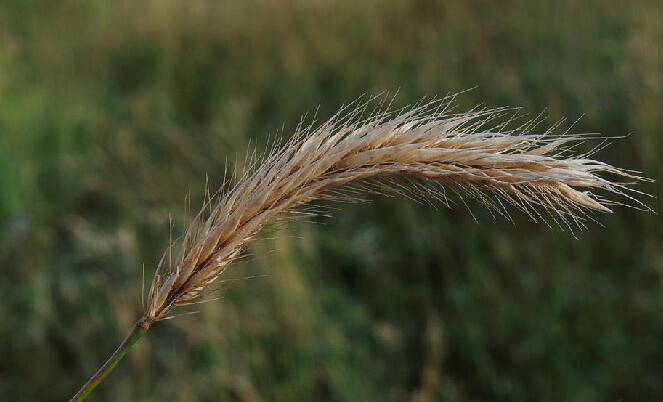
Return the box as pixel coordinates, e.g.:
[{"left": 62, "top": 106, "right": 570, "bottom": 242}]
[{"left": 69, "top": 317, "right": 151, "bottom": 402}]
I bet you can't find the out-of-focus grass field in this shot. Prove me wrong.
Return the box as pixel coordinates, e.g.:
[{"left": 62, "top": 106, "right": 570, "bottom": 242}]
[{"left": 1, "top": 1, "right": 662, "bottom": 401}]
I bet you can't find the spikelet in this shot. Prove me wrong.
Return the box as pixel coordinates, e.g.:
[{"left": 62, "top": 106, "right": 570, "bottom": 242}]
[{"left": 144, "top": 97, "right": 649, "bottom": 324}]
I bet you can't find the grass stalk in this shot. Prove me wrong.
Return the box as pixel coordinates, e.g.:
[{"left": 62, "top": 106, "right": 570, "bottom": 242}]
[{"left": 69, "top": 318, "right": 151, "bottom": 402}]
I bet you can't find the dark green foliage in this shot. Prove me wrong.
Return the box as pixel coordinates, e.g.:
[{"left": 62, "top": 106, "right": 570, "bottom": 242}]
[{"left": 0, "top": 0, "right": 661, "bottom": 401}]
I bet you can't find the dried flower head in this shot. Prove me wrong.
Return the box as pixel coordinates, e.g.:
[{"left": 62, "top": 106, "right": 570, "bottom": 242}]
[{"left": 144, "top": 96, "right": 649, "bottom": 325}]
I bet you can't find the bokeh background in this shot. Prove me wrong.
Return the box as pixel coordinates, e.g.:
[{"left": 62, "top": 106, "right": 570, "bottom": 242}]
[{"left": 1, "top": 1, "right": 662, "bottom": 401}]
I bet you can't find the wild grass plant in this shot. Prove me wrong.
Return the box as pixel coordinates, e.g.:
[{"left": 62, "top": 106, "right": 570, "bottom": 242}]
[
  {"left": 2, "top": 1, "right": 662, "bottom": 401},
  {"left": 70, "top": 97, "right": 649, "bottom": 401}
]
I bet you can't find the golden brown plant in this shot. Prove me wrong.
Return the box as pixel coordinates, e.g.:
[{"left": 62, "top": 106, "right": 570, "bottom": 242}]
[
  {"left": 144, "top": 96, "right": 647, "bottom": 325},
  {"left": 71, "top": 96, "right": 649, "bottom": 401}
]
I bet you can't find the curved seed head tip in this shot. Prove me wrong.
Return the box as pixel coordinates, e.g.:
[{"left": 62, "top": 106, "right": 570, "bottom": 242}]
[
  {"left": 555, "top": 183, "right": 613, "bottom": 213},
  {"left": 144, "top": 96, "right": 650, "bottom": 321}
]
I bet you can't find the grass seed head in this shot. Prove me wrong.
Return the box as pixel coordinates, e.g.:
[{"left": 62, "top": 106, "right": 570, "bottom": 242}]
[{"left": 145, "top": 96, "right": 650, "bottom": 323}]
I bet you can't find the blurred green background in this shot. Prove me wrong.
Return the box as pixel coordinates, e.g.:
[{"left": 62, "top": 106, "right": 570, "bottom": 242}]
[{"left": 1, "top": 0, "right": 662, "bottom": 401}]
